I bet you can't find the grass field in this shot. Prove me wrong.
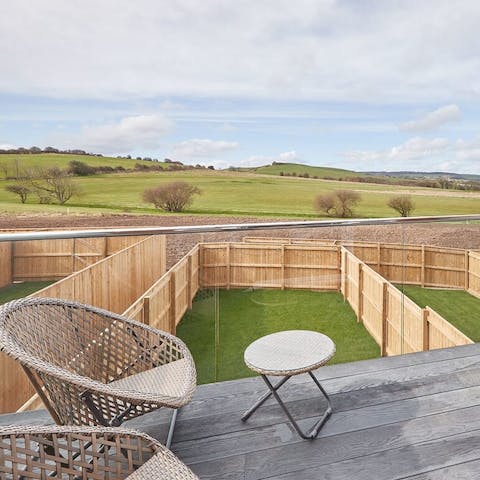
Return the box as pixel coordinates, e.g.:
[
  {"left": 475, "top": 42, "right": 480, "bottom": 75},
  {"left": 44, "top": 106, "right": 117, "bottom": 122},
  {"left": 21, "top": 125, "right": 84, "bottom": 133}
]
[
  {"left": 0, "top": 281, "right": 54, "bottom": 305},
  {"left": 399, "top": 285, "right": 480, "bottom": 341},
  {"left": 1, "top": 154, "right": 479, "bottom": 218},
  {"left": 176, "top": 289, "right": 380, "bottom": 384}
]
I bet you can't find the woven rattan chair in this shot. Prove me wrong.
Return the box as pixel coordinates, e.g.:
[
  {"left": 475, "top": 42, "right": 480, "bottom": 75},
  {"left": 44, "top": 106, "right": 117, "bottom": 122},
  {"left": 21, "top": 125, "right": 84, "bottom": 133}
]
[
  {"left": 0, "top": 425, "right": 198, "bottom": 479},
  {"left": 0, "top": 297, "right": 196, "bottom": 447}
]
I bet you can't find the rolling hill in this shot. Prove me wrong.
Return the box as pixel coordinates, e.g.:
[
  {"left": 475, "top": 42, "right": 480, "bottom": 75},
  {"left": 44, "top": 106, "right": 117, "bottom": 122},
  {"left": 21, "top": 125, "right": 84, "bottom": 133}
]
[{"left": 252, "top": 162, "right": 365, "bottom": 179}]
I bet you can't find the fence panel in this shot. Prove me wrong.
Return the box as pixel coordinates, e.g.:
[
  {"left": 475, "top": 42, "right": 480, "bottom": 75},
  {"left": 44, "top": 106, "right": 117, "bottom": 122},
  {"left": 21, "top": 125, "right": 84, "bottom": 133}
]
[
  {"left": 426, "top": 307, "right": 474, "bottom": 350},
  {"left": 0, "top": 242, "right": 12, "bottom": 288},
  {"left": 424, "top": 247, "right": 466, "bottom": 288},
  {"left": 360, "top": 266, "right": 384, "bottom": 346},
  {"left": 468, "top": 251, "right": 480, "bottom": 298},
  {"left": 284, "top": 246, "right": 340, "bottom": 290},
  {"left": 11, "top": 235, "right": 149, "bottom": 282}
]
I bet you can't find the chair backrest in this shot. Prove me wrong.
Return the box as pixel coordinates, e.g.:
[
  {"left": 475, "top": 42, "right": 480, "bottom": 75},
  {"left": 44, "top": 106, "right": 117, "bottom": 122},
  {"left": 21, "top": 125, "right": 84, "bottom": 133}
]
[{"left": 0, "top": 297, "right": 144, "bottom": 382}]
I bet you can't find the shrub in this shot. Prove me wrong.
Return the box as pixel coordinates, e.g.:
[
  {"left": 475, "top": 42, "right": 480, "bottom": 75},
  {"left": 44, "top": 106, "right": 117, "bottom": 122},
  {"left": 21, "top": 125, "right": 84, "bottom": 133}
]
[
  {"left": 388, "top": 195, "right": 415, "bottom": 217},
  {"left": 314, "top": 189, "right": 361, "bottom": 217},
  {"left": 27, "top": 167, "right": 81, "bottom": 205},
  {"left": 5, "top": 183, "right": 31, "bottom": 203},
  {"left": 68, "top": 160, "right": 96, "bottom": 176},
  {"left": 143, "top": 181, "right": 201, "bottom": 212}
]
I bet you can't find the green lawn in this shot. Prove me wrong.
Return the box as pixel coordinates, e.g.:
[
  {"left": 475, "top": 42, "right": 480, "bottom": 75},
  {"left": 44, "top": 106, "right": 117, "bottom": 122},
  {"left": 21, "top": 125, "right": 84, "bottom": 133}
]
[
  {"left": 0, "top": 281, "right": 55, "bottom": 305},
  {"left": 176, "top": 289, "right": 380, "bottom": 384},
  {"left": 398, "top": 285, "right": 480, "bottom": 341}
]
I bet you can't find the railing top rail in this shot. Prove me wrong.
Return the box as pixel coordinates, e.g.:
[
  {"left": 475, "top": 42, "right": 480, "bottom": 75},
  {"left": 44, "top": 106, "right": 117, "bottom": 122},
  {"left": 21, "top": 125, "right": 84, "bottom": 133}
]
[{"left": 0, "top": 214, "right": 478, "bottom": 242}]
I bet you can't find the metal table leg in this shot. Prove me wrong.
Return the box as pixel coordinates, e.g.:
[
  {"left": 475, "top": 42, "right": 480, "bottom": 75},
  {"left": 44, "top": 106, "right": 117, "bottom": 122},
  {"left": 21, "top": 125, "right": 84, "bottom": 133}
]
[{"left": 242, "top": 371, "right": 332, "bottom": 440}]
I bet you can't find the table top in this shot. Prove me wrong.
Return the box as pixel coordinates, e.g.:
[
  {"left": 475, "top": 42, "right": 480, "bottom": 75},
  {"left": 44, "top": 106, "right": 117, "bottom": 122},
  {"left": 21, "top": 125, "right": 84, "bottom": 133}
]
[{"left": 244, "top": 330, "right": 336, "bottom": 376}]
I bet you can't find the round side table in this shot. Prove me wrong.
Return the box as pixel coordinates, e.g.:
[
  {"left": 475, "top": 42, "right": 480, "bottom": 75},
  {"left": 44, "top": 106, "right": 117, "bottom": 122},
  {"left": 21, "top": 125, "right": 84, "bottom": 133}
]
[{"left": 242, "top": 330, "right": 335, "bottom": 439}]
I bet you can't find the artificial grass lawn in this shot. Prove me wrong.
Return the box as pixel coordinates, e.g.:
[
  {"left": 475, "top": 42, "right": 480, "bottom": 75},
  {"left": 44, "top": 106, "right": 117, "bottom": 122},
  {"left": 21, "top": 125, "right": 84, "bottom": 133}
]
[
  {"left": 176, "top": 289, "right": 380, "bottom": 384},
  {"left": 398, "top": 285, "right": 480, "bottom": 342},
  {"left": 0, "top": 281, "right": 55, "bottom": 305}
]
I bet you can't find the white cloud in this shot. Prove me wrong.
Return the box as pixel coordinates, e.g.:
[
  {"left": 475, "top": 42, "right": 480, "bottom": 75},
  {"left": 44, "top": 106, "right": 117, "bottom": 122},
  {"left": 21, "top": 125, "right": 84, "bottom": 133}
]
[
  {"left": 55, "top": 114, "right": 173, "bottom": 154},
  {"left": 399, "top": 105, "right": 461, "bottom": 132},
  {"left": 0, "top": 143, "right": 17, "bottom": 150},
  {"left": 171, "top": 139, "right": 239, "bottom": 158},
  {"left": 240, "top": 150, "right": 300, "bottom": 168},
  {"left": 344, "top": 134, "right": 480, "bottom": 173},
  {"left": 1, "top": 1, "right": 480, "bottom": 102},
  {"left": 344, "top": 137, "right": 451, "bottom": 170}
]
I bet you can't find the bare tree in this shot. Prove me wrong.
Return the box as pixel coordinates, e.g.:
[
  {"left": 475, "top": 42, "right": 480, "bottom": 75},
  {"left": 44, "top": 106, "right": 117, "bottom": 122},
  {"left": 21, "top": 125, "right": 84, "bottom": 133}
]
[
  {"left": 143, "top": 181, "right": 201, "bottom": 212},
  {"left": 314, "top": 189, "right": 361, "bottom": 218},
  {"left": 5, "top": 183, "right": 31, "bottom": 203},
  {"left": 388, "top": 195, "right": 414, "bottom": 217},
  {"left": 27, "top": 167, "right": 81, "bottom": 205},
  {"left": 314, "top": 193, "right": 336, "bottom": 216}
]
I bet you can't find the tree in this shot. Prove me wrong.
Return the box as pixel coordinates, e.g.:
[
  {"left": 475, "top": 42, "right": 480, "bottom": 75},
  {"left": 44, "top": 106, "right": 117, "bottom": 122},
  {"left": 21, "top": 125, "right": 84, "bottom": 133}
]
[
  {"left": 143, "top": 181, "right": 201, "bottom": 212},
  {"left": 5, "top": 183, "right": 31, "bottom": 203},
  {"left": 388, "top": 195, "right": 415, "bottom": 217},
  {"left": 314, "top": 190, "right": 361, "bottom": 218},
  {"left": 27, "top": 167, "right": 81, "bottom": 205}
]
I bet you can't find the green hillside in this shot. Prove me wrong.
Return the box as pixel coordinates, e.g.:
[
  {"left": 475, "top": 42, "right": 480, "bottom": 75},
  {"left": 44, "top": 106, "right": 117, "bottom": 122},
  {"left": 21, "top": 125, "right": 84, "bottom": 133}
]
[
  {"left": 0, "top": 153, "right": 168, "bottom": 179},
  {"left": 253, "top": 162, "right": 366, "bottom": 179},
  {"left": 2, "top": 168, "right": 480, "bottom": 218}
]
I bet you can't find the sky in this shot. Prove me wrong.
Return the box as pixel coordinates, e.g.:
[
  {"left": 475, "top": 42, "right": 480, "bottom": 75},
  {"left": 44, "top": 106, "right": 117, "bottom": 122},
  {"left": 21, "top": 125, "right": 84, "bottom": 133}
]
[{"left": 1, "top": 0, "right": 480, "bottom": 173}]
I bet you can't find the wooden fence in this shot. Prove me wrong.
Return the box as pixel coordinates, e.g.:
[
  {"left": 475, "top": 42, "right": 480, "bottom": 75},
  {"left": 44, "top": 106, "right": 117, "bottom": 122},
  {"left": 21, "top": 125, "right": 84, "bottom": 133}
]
[
  {"left": 244, "top": 237, "right": 470, "bottom": 289},
  {"left": 0, "top": 235, "right": 166, "bottom": 414},
  {"left": 123, "top": 245, "right": 200, "bottom": 334},
  {"left": 200, "top": 243, "right": 340, "bottom": 291},
  {"left": 0, "top": 235, "right": 149, "bottom": 284},
  {"left": 341, "top": 247, "right": 473, "bottom": 356},
  {"left": 1, "top": 236, "right": 478, "bottom": 414}
]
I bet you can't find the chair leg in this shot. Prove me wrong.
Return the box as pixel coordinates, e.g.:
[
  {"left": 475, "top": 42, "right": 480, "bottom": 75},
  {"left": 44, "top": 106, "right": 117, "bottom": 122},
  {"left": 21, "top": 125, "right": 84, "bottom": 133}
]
[{"left": 166, "top": 409, "right": 178, "bottom": 449}]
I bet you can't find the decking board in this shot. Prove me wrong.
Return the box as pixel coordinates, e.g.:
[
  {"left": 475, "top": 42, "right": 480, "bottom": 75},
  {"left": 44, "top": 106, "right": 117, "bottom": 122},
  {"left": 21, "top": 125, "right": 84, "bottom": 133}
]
[{"left": 2, "top": 344, "right": 480, "bottom": 479}]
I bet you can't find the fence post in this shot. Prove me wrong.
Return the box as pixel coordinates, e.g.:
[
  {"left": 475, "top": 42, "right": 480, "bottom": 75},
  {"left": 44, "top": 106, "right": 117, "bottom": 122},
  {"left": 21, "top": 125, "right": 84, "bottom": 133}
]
[
  {"left": 226, "top": 244, "right": 231, "bottom": 289},
  {"left": 377, "top": 243, "right": 381, "bottom": 273},
  {"left": 187, "top": 255, "right": 193, "bottom": 309},
  {"left": 421, "top": 245, "right": 425, "bottom": 287},
  {"left": 465, "top": 251, "right": 470, "bottom": 291},
  {"left": 169, "top": 271, "right": 177, "bottom": 334},
  {"left": 342, "top": 249, "right": 348, "bottom": 300},
  {"left": 357, "top": 263, "right": 363, "bottom": 322},
  {"left": 281, "top": 244, "right": 286, "bottom": 290},
  {"left": 143, "top": 296, "right": 151, "bottom": 326},
  {"left": 422, "top": 308, "right": 430, "bottom": 351},
  {"left": 337, "top": 246, "right": 342, "bottom": 290},
  {"left": 381, "top": 282, "right": 388, "bottom": 356}
]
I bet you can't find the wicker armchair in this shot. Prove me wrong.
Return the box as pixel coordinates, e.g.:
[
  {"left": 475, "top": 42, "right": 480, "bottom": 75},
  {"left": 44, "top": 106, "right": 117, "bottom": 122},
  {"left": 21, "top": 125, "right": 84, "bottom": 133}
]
[
  {"left": 0, "top": 297, "right": 196, "bottom": 447},
  {"left": 0, "top": 425, "right": 198, "bottom": 479}
]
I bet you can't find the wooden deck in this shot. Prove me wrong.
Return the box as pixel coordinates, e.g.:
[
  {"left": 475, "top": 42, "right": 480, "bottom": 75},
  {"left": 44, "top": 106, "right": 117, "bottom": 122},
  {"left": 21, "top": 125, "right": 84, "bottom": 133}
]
[{"left": 3, "top": 344, "right": 480, "bottom": 479}]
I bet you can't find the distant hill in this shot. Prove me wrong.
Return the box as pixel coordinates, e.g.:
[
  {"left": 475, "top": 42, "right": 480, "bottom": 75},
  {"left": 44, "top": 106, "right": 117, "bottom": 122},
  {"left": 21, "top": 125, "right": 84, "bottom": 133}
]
[
  {"left": 365, "top": 171, "right": 480, "bottom": 181},
  {"left": 0, "top": 153, "right": 172, "bottom": 179},
  {"left": 251, "top": 163, "right": 367, "bottom": 180}
]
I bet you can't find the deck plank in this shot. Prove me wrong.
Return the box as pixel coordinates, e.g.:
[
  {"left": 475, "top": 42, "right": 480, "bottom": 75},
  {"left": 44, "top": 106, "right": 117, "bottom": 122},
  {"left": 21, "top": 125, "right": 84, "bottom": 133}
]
[{"left": 3, "top": 344, "right": 480, "bottom": 480}]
